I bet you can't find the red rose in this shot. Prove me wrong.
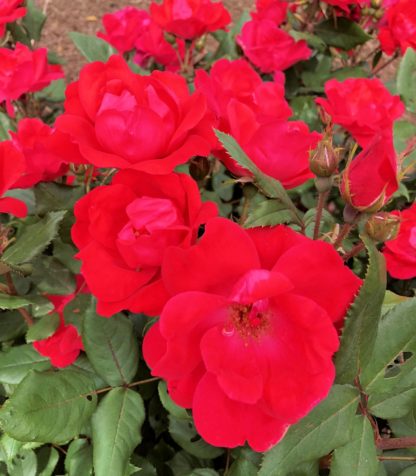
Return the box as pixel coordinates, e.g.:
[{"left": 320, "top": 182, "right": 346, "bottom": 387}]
[
  {"left": 341, "top": 135, "right": 398, "bottom": 212},
  {"left": 143, "top": 218, "right": 361, "bottom": 451},
  {"left": 72, "top": 171, "right": 217, "bottom": 317},
  {"left": 97, "top": 7, "right": 151, "bottom": 54},
  {"left": 11, "top": 118, "right": 68, "bottom": 188},
  {"left": 0, "top": 0, "right": 26, "bottom": 37},
  {"left": 237, "top": 19, "right": 311, "bottom": 73},
  {"left": 150, "top": 0, "right": 231, "bottom": 39},
  {"left": 316, "top": 78, "right": 404, "bottom": 147},
  {"left": 251, "top": 0, "right": 288, "bottom": 24},
  {"left": 378, "top": 0, "right": 416, "bottom": 55},
  {"left": 56, "top": 55, "right": 214, "bottom": 173},
  {"left": 0, "top": 140, "right": 27, "bottom": 217},
  {"left": 322, "top": 0, "right": 369, "bottom": 11},
  {"left": 0, "top": 43, "right": 64, "bottom": 116},
  {"left": 383, "top": 203, "right": 416, "bottom": 279}
]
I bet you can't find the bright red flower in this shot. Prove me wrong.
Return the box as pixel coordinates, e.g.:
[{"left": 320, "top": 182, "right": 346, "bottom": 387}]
[
  {"left": 383, "top": 203, "right": 416, "bottom": 279},
  {"left": 150, "top": 0, "right": 231, "bottom": 39},
  {"left": 72, "top": 171, "right": 217, "bottom": 317},
  {"left": 251, "top": 0, "right": 288, "bottom": 24},
  {"left": 0, "top": 43, "right": 64, "bottom": 116},
  {"left": 55, "top": 55, "right": 214, "bottom": 173},
  {"left": 378, "top": 0, "right": 416, "bottom": 55},
  {"left": 0, "top": 0, "right": 26, "bottom": 37},
  {"left": 322, "top": 0, "right": 369, "bottom": 11},
  {"left": 11, "top": 118, "right": 68, "bottom": 188},
  {"left": 144, "top": 218, "right": 361, "bottom": 451},
  {"left": 237, "top": 19, "right": 311, "bottom": 73},
  {"left": 316, "top": 78, "right": 404, "bottom": 147},
  {"left": 0, "top": 140, "right": 27, "bottom": 217},
  {"left": 97, "top": 7, "right": 151, "bottom": 54},
  {"left": 341, "top": 135, "right": 398, "bottom": 212}
]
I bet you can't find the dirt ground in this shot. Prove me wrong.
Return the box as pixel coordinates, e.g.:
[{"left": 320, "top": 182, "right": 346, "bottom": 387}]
[{"left": 38, "top": 0, "right": 250, "bottom": 81}]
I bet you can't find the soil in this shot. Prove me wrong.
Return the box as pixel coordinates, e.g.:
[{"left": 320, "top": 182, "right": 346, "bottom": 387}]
[{"left": 38, "top": 0, "right": 250, "bottom": 81}]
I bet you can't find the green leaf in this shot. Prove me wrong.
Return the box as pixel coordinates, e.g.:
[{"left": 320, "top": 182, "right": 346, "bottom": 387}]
[
  {"left": 0, "top": 310, "right": 26, "bottom": 342},
  {"left": 169, "top": 416, "right": 224, "bottom": 459},
  {"left": 37, "top": 446, "right": 59, "bottom": 476},
  {"left": 215, "top": 130, "right": 303, "bottom": 227},
  {"left": 22, "top": 0, "right": 46, "bottom": 41},
  {"left": 315, "top": 18, "right": 371, "bottom": 50},
  {"left": 369, "top": 386, "right": 416, "bottom": 419},
  {"left": 0, "top": 294, "right": 33, "bottom": 310},
  {"left": 397, "top": 48, "right": 416, "bottom": 112},
  {"left": 69, "top": 32, "right": 117, "bottom": 62},
  {"left": 259, "top": 385, "right": 359, "bottom": 476},
  {"left": 3, "top": 211, "right": 66, "bottom": 265},
  {"left": 8, "top": 449, "right": 37, "bottom": 476},
  {"left": 0, "top": 345, "right": 50, "bottom": 385},
  {"left": 26, "top": 313, "right": 60, "bottom": 343},
  {"left": 65, "top": 439, "right": 93, "bottom": 476},
  {"left": 245, "top": 199, "right": 294, "bottom": 227},
  {"left": 34, "top": 182, "right": 83, "bottom": 215},
  {"left": 399, "top": 466, "right": 416, "bottom": 476},
  {"left": 330, "top": 417, "right": 379, "bottom": 476},
  {"left": 394, "top": 121, "right": 416, "bottom": 173},
  {"left": 0, "top": 111, "right": 14, "bottom": 140},
  {"left": 32, "top": 256, "right": 76, "bottom": 295},
  {"left": 91, "top": 388, "right": 145, "bottom": 476},
  {"left": 0, "top": 368, "right": 97, "bottom": 443},
  {"left": 30, "top": 296, "right": 54, "bottom": 318},
  {"left": 82, "top": 296, "right": 139, "bottom": 386},
  {"left": 158, "top": 381, "right": 189, "bottom": 420},
  {"left": 34, "top": 79, "right": 66, "bottom": 102},
  {"left": 229, "top": 457, "right": 258, "bottom": 476},
  {"left": 335, "top": 236, "right": 386, "bottom": 384},
  {"left": 383, "top": 291, "right": 410, "bottom": 316}
]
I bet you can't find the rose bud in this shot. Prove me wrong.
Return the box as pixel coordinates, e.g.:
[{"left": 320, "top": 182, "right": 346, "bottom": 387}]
[
  {"left": 365, "top": 212, "right": 401, "bottom": 243},
  {"left": 309, "top": 137, "right": 340, "bottom": 178}
]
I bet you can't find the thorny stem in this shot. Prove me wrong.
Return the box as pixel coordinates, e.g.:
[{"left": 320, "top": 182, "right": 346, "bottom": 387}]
[
  {"left": 371, "top": 53, "right": 399, "bottom": 77},
  {"left": 343, "top": 242, "right": 365, "bottom": 261},
  {"left": 333, "top": 223, "right": 354, "bottom": 250},
  {"left": 93, "top": 377, "right": 160, "bottom": 396},
  {"left": 313, "top": 191, "right": 328, "bottom": 240},
  {"left": 378, "top": 456, "right": 416, "bottom": 461},
  {"left": 224, "top": 449, "right": 232, "bottom": 475},
  {"left": 239, "top": 196, "right": 251, "bottom": 225},
  {"left": 377, "top": 437, "right": 416, "bottom": 451},
  {"left": 5, "top": 272, "right": 33, "bottom": 326}
]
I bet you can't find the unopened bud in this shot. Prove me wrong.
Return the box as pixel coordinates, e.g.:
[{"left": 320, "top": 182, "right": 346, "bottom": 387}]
[
  {"left": 189, "top": 156, "right": 210, "bottom": 181},
  {"left": 365, "top": 212, "right": 401, "bottom": 242},
  {"left": 195, "top": 35, "right": 206, "bottom": 52},
  {"left": 309, "top": 138, "right": 339, "bottom": 178},
  {"left": 371, "top": 0, "right": 382, "bottom": 8},
  {"left": 314, "top": 176, "right": 333, "bottom": 193}
]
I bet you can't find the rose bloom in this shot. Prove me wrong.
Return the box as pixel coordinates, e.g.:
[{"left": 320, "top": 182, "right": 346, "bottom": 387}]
[
  {"left": 150, "top": 0, "right": 231, "bottom": 39},
  {"left": 0, "top": 140, "right": 27, "bottom": 217},
  {"left": 33, "top": 277, "right": 86, "bottom": 368},
  {"left": 0, "top": 0, "right": 26, "bottom": 37},
  {"left": 341, "top": 135, "right": 398, "bottom": 212},
  {"left": 378, "top": 0, "right": 416, "bottom": 55},
  {"left": 97, "top": 7, "right": 151, "bottom": 54},
  {"left": 72, "top": 170, "right": 217, "bottom": 317},
  {"left": 316, "top": 78, "right": 404, "bottom": 147},
  {"left": 55, "top": 55, "right": 214, "bottom": 173},
  {"left": 383, "top": 203, "right": 416, "bottom": 279},
  {"left": 144, "top": 218, "right": 361, "bottom": 451},
  {"left": 322, "top": 0, "right": 369, "bottom": 11},
  {"left": 0, "top": 43, "right": 64, "bottom": 116},
  {"left": 222, "top": 100, "right": 321, "bottom": 188},
  {"left": 251, "top": 0, "right": 288, "bottom": 24},
  {"left": 237, "top": 19, "right": 311, "bottom": 73},
  {"left": 11, "top": 118, "right": 68, "bottom": 188}
]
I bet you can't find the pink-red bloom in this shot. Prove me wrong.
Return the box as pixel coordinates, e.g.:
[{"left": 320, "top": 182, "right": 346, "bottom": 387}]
[
  {"left": 237, "top": 19, "right": 311, "bottom": 73},
  {"left": 0, "top": 140, "right": 27, "bottom": 217},
  {"left": 322, "top": 0, "right": 369, "bottom": 12},
  {"left": 251, "top": 0, "right": 288, "bottom": 24},
  {"left": 56, "top": 55, "right": 214, "bottom": 173},
  {"left": 383, "top": 203, "right": 416, "bottom": 279},
  {"left": 97, "top": 7, "right": 151, "bottom": 54},
  {"left": 0, "top": 43, "right": 64, "bottom": 116},
  {"left": 150, "top": 0, "right": 231, "bottom": 39},
  {"left": 316, "top": 78, "right": 404, "bottom": 147},
  {"left": 0, "top": 0, "right": 26, "bottom": 37},
  {"left": 378, "top": 0, "right": 416, "bottom": 55},
  {"left": 11, "top": 118, "right": 68, "bottom": 188},
  {"left": 144, "top": 218, "right": 361, "bottom": 451},
  {"left": 72, "top": 171, "right": 217, "bottom": 317},
  {"left": 341, "top": 135, "right": 398, "bottom": 212}
]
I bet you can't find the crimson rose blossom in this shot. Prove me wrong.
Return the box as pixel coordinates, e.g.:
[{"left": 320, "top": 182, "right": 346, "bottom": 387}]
[
  {"left": 72, "top": 171, "right": 217, "bottom": 317},
  {"left": 56, "top": 55, "right": 214, "bottom": 173},
  {"left": 150, "top": 0, "right": 231, "bottom": 39},
  {"left": 316, "top": 78, "right": 404, "bottom": 147},
  {"left": 0, "top": 140, "right": 27, "bottom": 217},
  {"left": 97, "top": 7, "right": 151, "bottom": 54},
  {"left": 0, "top": 0, "right": 26, "bottom": 37},
  {"left": 144, "top": 218, "right": 361, "bottom": 451},
  {"left": 0, "top": 43, "right": 64, "bottom": 116},
  {"left": 378, "top": 0, "right": 416, "bottom": 55},
  {"left": 11, "top": 118, "right": 68, "bottom": 188},
  {"left": 322, "top": 0, "right": 369, "bottom": 11},
  {"left": 383, "top": 203, "right": 416, "bottom": 279},
  {"left": 341, "top": 136, "right": 398, "bottom": 212},
  {"left": 251, "top": 0, "right": 288, "bottom": 24},
  {"left": 237, "top": 19, "right": 311, "bottom": 73}
]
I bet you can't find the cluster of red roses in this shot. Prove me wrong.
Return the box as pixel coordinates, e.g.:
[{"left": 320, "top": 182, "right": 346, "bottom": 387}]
[{"left": 0, "top": 0, "right": 415, "bottom": 453}]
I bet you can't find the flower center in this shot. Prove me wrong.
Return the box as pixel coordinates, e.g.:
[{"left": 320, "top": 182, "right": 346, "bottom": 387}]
[{"left": 223, "top": 300, "right": 270, "bottom": 341}]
